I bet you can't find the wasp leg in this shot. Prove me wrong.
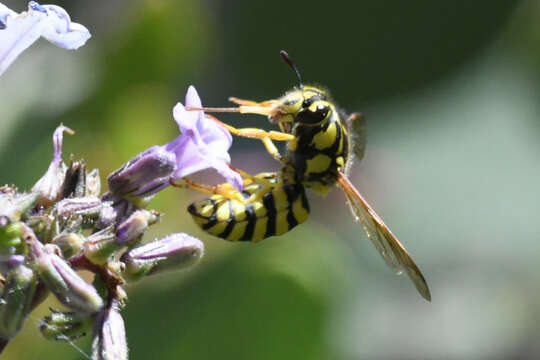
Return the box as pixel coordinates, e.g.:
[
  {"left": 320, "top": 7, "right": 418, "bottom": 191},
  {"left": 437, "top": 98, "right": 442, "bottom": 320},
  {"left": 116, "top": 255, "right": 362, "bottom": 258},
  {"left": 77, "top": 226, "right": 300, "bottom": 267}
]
[
  {"left": 170, "top": 178, "right": 248, "bottom": 203},
  {"left": 206, "top": 114, "right": 292, "bottom": 162},
  {"left": 228, "top": 97, "right": 278, "bottom": 108},
  {"left": 187, "top": 99, "right": 279, "bottom": 117},
  {"left": 227, "top": 164, "right": 275, "bottom": 187}
]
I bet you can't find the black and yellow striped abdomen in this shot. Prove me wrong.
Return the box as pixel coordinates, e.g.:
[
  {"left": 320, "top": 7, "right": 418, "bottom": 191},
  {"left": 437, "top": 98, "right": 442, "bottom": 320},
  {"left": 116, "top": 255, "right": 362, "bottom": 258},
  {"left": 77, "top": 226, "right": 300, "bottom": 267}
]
[{"left": 187, "top": 172, "right": 310, "bottom": 242}]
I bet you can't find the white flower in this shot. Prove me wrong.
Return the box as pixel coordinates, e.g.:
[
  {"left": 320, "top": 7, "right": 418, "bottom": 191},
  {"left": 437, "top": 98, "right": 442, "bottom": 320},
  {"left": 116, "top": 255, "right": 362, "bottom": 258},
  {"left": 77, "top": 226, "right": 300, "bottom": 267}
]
[{"left": 0, "top": 1, "right": 90, "bottom": 76}]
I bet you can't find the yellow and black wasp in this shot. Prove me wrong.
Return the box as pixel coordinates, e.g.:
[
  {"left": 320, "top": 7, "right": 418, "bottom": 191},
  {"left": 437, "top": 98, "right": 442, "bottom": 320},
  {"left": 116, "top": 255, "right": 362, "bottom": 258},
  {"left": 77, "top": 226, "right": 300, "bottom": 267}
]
[{"left": 182, "top": 51, "right": 431, "bottom": 301}]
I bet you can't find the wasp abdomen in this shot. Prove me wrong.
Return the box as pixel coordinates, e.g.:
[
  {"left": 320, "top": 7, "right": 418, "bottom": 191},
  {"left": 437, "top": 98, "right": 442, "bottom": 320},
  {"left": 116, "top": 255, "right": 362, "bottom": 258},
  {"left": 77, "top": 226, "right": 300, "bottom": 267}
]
[{"left": 187, "top": 177, "right": 310, "bottom": 242}]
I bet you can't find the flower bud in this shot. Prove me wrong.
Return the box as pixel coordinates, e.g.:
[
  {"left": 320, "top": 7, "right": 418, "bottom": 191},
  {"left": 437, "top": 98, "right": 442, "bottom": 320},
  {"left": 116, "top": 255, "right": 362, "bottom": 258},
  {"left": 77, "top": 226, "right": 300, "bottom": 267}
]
[
  {"left": 92, "top": 301, "right": 128, "bottom": 360},
  {"left": 52, "top": 233, "right": 85, "bottom": 258},
  {"left": 121, "top": 233, "right": 203, "bottom": 282},
  {"left": 0, "top": 219, "right": 23, "bottom": 253},
  {"left": 31, "top": 240, "right": 104, "bottom": 314},
  {"left": 86, "top": 169, "right": 101, "bottom": 197},
  {"left": 40, "top": 309, "right": 92, "bottom": 342},
  {"left": 0, "top": 254, "right": 25, "bottom": 273},
  {"left": 0, "top": 265, "right": 37, "bottom": 338},
  {"left": 0, "top": 191, "right": 38, "bottom": 221},
  {"left": 32, "top": 125, "right": 73, "bottom": 207},
  {"left": 96, "top": 202, "right": 117, "bottom": 230},
  {"left": 115, "top": 210, "right": 159, "bottom": 247},
  {"left": 84, "top": 227, "right": 118, "bottom": 265},
  {"left": 108, "top": 145, "right": 176, "bottom": 198},
  {"left": 55, "top": 196, "right": 104, "bottom": 218}
]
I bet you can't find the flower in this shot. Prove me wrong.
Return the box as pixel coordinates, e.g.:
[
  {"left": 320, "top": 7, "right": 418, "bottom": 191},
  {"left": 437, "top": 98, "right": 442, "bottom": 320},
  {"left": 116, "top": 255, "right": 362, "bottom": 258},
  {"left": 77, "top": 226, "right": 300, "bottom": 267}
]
[
  {"left": 107, "top": 86, "right": 243, "bottom": 198},
  {"left": 167, "top": 86, "right": 243, "bottom": 190},
  {"left": 0, "top": 1, "right": 90, "bottom": 76},
  {"left": 32, "top": 125, "right": 73, "bottom": 206}
]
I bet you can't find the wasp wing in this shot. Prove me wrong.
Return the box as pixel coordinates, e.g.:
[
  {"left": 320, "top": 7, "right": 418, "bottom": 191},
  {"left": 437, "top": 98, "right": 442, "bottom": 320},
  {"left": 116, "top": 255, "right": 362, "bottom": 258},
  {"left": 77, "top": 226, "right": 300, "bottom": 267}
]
[
  {"left": 345, "top": 112, "right": 366, "bottom": 162},
  {"left": 336, "top": 171, "right": 431, "bottom": 301}
]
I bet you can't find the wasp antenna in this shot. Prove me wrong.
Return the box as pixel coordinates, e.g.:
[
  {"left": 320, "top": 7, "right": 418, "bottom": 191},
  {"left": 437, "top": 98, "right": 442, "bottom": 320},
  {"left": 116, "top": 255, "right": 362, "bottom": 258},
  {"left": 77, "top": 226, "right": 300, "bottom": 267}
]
[{"left": 280, "top": 50, "right": 303, "bottom": 89}]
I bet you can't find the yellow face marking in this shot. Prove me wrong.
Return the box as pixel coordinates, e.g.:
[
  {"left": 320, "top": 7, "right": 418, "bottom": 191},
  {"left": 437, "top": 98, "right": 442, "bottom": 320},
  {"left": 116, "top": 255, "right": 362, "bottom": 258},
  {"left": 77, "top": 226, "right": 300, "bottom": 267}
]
[
  {"left": 306, "top": 154, "right": 332, "bottom": 174},
  {"left": 252, "top": 217, "right": 269, "bottom": 242},
  {"left": 227, "top": 221, "right": 248, "bottom": 241},
  {"left": 312, "top": 121, "right": 337, "bottom": 149},
  {"left": 336, "top": 156, "right": 344, "bottom": 169}
]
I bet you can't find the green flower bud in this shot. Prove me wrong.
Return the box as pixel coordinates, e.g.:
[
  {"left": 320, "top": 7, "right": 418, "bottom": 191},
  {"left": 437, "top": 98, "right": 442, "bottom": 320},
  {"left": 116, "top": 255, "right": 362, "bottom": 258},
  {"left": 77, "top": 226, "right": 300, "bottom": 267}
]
[
  {"left": 121, "top": 233, "right": 203, "bottom": 282},
  {"left": 0, "top": 265, "right": 37, "bottom": 338},
  {"left": 0, "top": 219, "right": 23, "bottom": 253},
  {"left": 0, "top": 191, "right": 37, "bottom": 222},
  {"left": 31, "top": 241, "right": 104, "bottom": 314},
  {"left": 52, "top": 233, "right": 86, "bottom": 259},
  {"left": 40, "top": 309, "right": 93, "bottom": 342},
  {"left": 84, "top": 227, "right": 118, "bottom": 265}
]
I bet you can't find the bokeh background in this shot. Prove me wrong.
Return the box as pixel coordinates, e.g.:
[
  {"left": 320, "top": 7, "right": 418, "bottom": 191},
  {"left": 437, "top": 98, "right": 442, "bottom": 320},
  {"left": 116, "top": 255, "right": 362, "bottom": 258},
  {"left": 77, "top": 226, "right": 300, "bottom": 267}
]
[{"left": 1, "top": 0, "right": 540, "bottom": 359}]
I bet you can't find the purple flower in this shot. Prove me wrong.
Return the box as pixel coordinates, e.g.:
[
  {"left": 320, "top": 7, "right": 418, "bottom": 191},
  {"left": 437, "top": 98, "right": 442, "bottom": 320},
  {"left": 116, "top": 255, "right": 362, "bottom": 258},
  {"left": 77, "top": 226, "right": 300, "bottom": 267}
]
[
  {"left": 167, "top": 86, "right": 243, "bottom": 190},
  {"left": 0, "top": 1, "right": 90, "bottom": 76},
  {"left": 107, "top": 86, "right": 243, "bottom": 198}
]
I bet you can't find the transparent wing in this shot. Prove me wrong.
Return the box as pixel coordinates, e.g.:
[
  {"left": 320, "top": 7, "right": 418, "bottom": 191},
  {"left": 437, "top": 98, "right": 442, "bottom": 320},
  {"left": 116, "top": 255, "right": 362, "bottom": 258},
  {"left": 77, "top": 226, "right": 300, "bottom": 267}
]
[
  {"left": 345, "top": 112, "right": 366, "bottom": 162},
  {"left": 337, "top": 171, "right": 431, "bottom": 301}
]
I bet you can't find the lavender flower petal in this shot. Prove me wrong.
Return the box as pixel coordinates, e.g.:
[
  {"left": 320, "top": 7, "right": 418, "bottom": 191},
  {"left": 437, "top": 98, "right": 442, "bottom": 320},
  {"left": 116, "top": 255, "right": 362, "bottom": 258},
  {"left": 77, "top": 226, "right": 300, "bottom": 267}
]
[
  {"left": 169, "top": 86, "right": 243, "bottom": 190},
  {"left": 0, "top": 2, "right": 90, "bottom": 76}
]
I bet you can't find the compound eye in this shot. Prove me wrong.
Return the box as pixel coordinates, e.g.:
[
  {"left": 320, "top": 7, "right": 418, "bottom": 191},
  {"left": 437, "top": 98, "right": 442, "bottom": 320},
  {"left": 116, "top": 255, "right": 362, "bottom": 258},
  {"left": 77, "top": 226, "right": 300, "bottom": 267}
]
[
  {"left": 302, "top": 98, "right": 313, "bottom": 108},
  {"left": 296, "top": 104, "right": 330, "bottom": 124}
]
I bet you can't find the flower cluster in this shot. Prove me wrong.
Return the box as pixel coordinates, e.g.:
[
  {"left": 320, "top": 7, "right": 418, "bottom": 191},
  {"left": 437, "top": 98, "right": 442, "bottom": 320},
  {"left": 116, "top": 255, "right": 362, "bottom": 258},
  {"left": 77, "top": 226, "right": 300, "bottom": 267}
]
[
  {"left": 0, "top": 2, "right": 244, "bottom": 359},
  {"left": 0, "top": 122, "right": 207, "bottom": 359}
]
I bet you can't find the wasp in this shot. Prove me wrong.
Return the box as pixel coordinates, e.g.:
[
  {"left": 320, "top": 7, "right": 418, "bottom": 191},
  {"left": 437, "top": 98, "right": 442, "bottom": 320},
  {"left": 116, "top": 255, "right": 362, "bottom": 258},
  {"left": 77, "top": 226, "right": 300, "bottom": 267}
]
[{"left": 182, "top": 51, "right": 431, "bottom": 301}]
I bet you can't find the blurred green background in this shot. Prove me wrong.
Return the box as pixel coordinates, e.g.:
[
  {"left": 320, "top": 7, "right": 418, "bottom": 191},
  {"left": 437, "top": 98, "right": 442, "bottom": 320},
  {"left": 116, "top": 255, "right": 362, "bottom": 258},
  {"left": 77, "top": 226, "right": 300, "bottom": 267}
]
[{"left": 2, "top": 0, "right": 540, "bottom": 359}]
